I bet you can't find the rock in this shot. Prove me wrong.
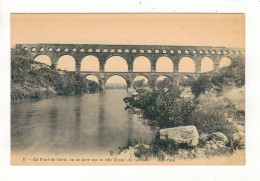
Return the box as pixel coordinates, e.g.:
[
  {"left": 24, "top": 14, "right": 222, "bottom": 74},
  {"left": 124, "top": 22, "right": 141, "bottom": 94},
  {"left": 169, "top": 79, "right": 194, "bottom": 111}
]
[
  {"left": 210, "top": 132, "right": 229, "bottom": 145},
  {"left": 119, "top": 147, "right": 138, "bottom": 158},
  {"left": 176, "top": 149, "right": 190, "bottom": 159},
  {"left": 160, "top": 126, "right": 199, "bottom": 146},
  {"left": 200, "top": 133, "right": 210, "bottom": 142},
  {"left": 190, "top": 148, "right": 206, "bottom": 158},
  {"left": 232, "top": 131, "right": 245, "bottom": 149}
]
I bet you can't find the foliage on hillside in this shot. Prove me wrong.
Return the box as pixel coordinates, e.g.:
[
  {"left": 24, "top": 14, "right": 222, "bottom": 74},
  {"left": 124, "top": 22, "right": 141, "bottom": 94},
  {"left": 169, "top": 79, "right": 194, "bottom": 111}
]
[
  {"left": 190, "top": 56, "right": 245, "bottom": 97},
  {"left": 124, "top": 56, "right": 245, "bottom": 140},
  {"left": 11, "top": 48, "right": 98, "bottom": 102}
]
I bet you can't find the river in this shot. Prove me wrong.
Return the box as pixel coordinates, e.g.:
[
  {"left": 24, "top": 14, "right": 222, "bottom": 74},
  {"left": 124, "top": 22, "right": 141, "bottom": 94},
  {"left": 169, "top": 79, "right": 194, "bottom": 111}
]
[{"left": 11, "top": 90, "right": 155, "bottom": 156}]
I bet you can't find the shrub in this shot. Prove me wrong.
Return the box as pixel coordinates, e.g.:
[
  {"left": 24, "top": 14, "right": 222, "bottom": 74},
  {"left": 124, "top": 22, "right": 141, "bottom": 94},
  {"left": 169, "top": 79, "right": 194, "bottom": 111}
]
[
  {"left": 124, "top": 80, "right": 195, "bottom": 129},
  {"left": 192, "top": 89, "right": 243, "bottom": 138}
]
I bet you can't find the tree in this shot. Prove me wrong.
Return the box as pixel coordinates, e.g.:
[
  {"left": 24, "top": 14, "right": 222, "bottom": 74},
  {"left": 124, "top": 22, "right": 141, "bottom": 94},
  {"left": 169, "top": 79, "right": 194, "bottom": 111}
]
[
  {"left": 86, "top": 79, "right": 100, "bottom": 93},
  {"left": 124, "top": 80, "right": 195, "bottom": 129}
]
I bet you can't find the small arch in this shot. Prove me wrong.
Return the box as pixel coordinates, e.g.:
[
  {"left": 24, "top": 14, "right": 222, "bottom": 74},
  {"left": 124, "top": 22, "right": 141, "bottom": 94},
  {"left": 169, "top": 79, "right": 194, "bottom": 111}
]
[
  {"left": 156, "top": 57, "right": 174, "bottom": 72},
  {"left": 88, "top": 49, "right": 93, "bottom": 52},
  {"left": 193, "top": 50, "right": 197, "bottom": 54},
  {"left": 170, "top": 50, "right": 174, "bottom": 54},
  {"left": 40, "top": 48, "right": 44, "bottom": 52},
  {"left": 185, "top": 50, "right": 189, "bottom": 54},
  {"left": 132, "top": 49, "right": 137, "bottom": 53},
  {"left": 80, "top": 49, "right": 85, "bottom": 52},
  {"left": 133, "top": 56, "right": 151, "bottom": 72},
  {"left": 34, "top": 55, "right": 52, "bottom": 66},
  {"left": 31, "top": 47, "right": 36, "bottom": 52},
  {"left": 117, "top": 49, "right": 122, "bottom": 53},
  {"left": 219, "top": 57, "right": 232, "bottom": 68},
  {"left": 147, "top": 49, "right": 152, "bottom": 53},
  {"left": 217, "top": 50, "right": 222, "bottom": 54},
  {"left": 179, "top": 57, "right": 195, "bottom": 73},
  {"left": 178, "top": 50, "right": 182, "bottom": 54},
  {"left": 64, "top": 48, "right": 69, "bottom": 52},
  {"left": 24, "top": 47, "right": 28, "bottom": 51},
  {"left": 211, "top": 50, "right": 216, "bottom": 54},
  {"left": 200, "top": 50, "right": 204, "bottom": 54},
  {"left": 125, "top": 49, "right": 130, "bottom": 53},
  {"left": 105, "top": 56, "right": 128, "bottom": 72},
  {"left": 57, "top": 55, "right": 75, "bottom": 71},
  {"left": 95, "top": 49, "right": 101, "bottom": 52},
  {"left": 110, "top": 49, "right": 115, "bottom": 53},
  {"left": 140, "top": 49, "right": 145, "bottom": 53},
  {"left": 205, "top": 50, "right": 210, "bottom": 54},
  {"left": 103, "top": 49, "right": 108, "bottom": 53},
  {"left": 56, "top": 48, "right": 61, "bottom": 52},
  {"left": 201, "top": 57, "right": 214, "bottom": 72},
  {"left": 48, "top": 48, "right": 53, "bottom": 52},
  {"left": 81, "top": 55, "right": 100, "bottom": 71},
  {"left": 155, "top": 49, "right": 160, "bottom": 53},
  {"left": 223, "top": 50, "right": 228, "bottom": 55},
  {"left": 236, "top": 51, "right": 240, "bottom": 55},
  {"left": 162, "top": 50, "right": 167, "bottom": 54},
  {"left": 72, "top": 48, "right": 77, "bottom": 52}
]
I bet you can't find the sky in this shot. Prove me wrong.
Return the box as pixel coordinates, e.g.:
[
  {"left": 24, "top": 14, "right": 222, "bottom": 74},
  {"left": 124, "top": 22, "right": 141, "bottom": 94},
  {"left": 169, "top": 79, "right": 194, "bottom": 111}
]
[{"left": 11, "top": 14, "right": 244, "bottom": 84}]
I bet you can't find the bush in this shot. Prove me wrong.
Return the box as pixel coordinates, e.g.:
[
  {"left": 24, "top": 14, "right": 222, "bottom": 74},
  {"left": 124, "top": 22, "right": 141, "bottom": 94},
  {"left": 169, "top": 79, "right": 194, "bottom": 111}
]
[
  {"left": 124, "top": 80, "right": 195, "bottom": 129},
  {"left": 192, "top": 88, "right": 243, "bottom": 138}
]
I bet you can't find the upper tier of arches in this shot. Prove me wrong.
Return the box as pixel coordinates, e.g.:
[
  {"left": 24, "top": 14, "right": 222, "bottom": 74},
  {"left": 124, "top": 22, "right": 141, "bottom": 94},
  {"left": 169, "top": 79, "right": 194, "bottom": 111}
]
[{"left": 33, "top": 53, "right": 235, "bottom": 72}]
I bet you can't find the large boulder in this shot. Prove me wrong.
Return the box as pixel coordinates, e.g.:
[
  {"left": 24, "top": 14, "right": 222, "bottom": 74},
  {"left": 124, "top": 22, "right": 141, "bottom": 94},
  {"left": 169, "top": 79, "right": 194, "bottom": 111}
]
[{"left": 159, "top": 126, "right": 199, "bottom": 146}]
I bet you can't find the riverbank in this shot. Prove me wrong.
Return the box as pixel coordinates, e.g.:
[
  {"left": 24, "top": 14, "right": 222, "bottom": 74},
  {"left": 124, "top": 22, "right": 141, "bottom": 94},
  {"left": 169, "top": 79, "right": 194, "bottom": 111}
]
[{"left": 11, "top": 51, "right": 91, "bottom": 103}]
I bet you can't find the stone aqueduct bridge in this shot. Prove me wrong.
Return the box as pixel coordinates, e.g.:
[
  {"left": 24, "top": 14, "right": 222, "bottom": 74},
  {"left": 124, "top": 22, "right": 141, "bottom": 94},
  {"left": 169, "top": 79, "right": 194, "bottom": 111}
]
[{"left": 16, "top": 44, "right": 244, "bottom": 91}]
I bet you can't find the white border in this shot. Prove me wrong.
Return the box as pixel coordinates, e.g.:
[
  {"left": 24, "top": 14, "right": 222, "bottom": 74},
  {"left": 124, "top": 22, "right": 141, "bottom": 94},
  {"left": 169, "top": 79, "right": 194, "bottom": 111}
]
[{"left": 1, "top": 0, "right": 260, "bottom": 181}]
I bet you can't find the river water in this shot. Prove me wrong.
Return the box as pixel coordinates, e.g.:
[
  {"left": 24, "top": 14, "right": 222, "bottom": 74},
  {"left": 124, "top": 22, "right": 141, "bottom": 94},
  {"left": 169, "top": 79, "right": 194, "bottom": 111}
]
[{"left": 11, "top": 91, "right": 155, "bottom": 156}]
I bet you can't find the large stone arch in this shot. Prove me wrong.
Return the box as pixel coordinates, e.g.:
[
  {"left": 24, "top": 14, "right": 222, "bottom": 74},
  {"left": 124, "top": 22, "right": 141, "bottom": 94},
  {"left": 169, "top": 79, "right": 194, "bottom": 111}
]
[
  {"left": 133, "top": 55, "right": 151, "bottom": 72},
  {"left": 104, "top": 54, "right": 129, "bottom": 63},
  {"left": 33, "top": 54, "right": 52, "bottom": 66},
  {"left": 178, "top": 56, "right": 196, "bottom": 73},
  {"left": 218, "top": 56, "right": 233, "bottom": 68},
  {"left": 104, "top": 74, "right": 129, "bottom": 84},
  {"left": 57, "top": 54, "right": 76, "bottom": 71},
  {"left": 104, "top": 74, "right": 132, "bottom": 92},
  {"left": 104, "top": 55, "right": 129, "bottom": 72},
  {"left": 155, "top": 56, "right": 174, "bottom": 72},
  {"left": 200, "top": 56, "right": 214, "bottom": 73},
  {"left": 81, "top": 55, "right": 100, "bottom": 71}
]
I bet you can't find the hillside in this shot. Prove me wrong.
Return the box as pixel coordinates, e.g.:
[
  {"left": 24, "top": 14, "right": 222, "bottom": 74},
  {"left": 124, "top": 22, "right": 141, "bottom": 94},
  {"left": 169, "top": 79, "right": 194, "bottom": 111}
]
[{"left": 11, "top": 48, "right": 97, "bottom": 103}]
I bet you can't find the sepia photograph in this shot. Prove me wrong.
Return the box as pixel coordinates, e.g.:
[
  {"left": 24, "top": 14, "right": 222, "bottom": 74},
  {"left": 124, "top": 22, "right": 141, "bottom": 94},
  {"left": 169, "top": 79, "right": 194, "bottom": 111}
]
[{"left": 10, "top": 13, "right": 245, "bottom": 165}]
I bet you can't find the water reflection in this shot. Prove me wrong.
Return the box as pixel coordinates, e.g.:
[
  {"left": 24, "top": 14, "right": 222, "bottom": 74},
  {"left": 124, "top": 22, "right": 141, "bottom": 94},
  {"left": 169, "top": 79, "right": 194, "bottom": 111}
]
[
  {"left": 97, "top": 93, "right": 105, "bottom": 148},
  {"left": 11, "top": 91, "right": 155, "bottom": 155}
]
